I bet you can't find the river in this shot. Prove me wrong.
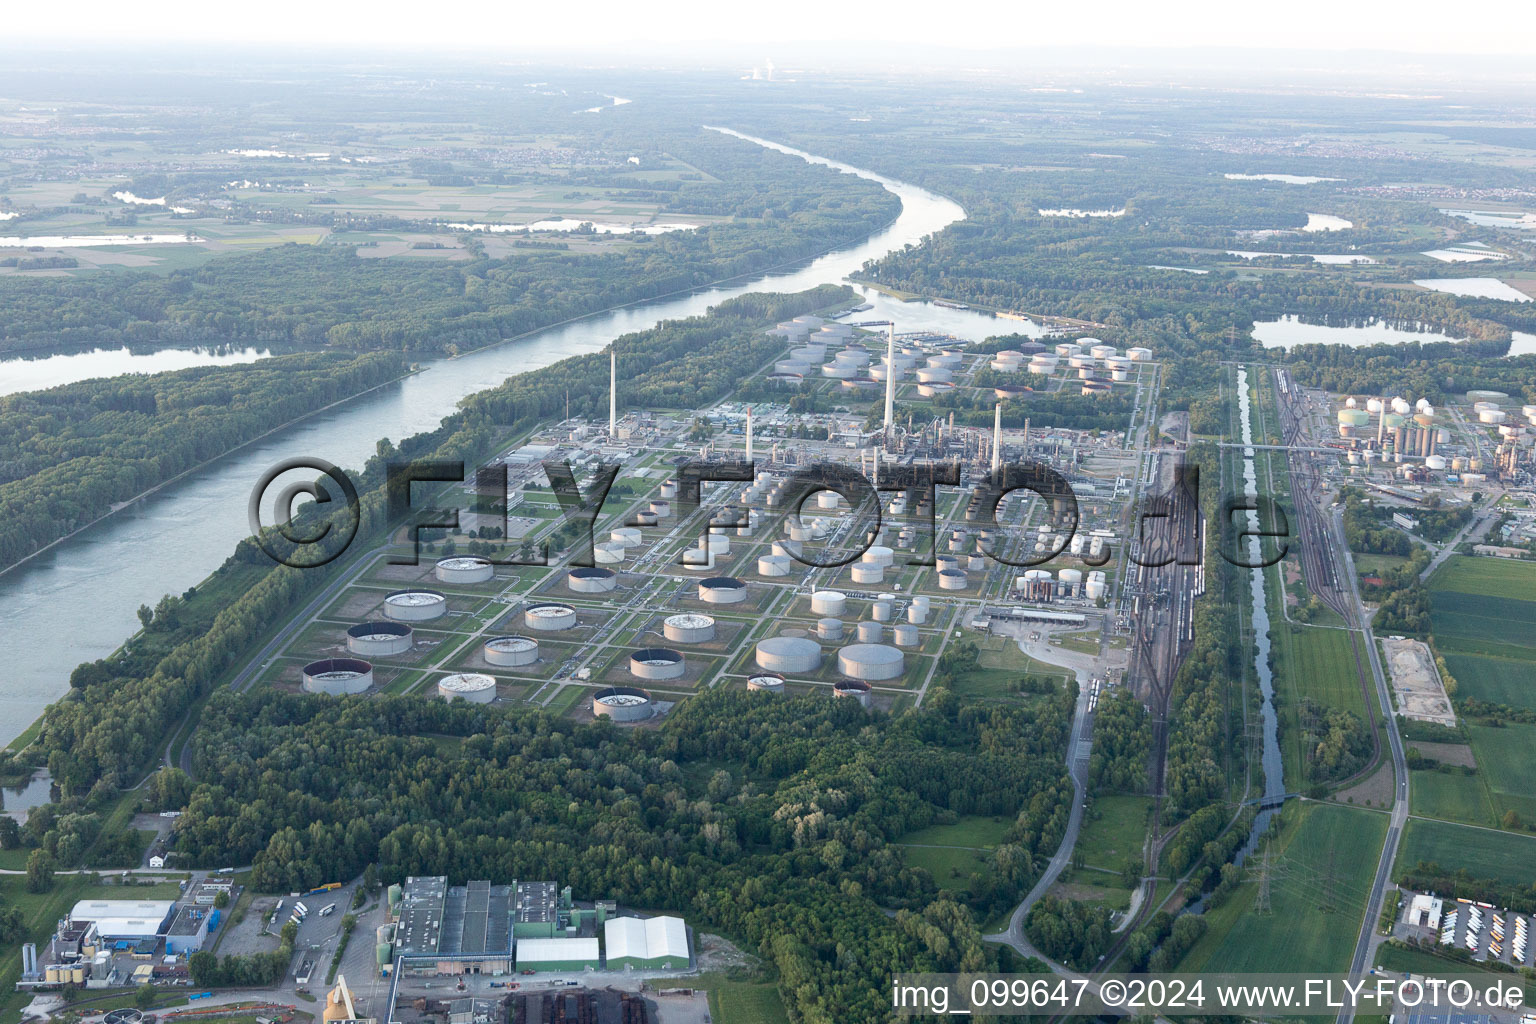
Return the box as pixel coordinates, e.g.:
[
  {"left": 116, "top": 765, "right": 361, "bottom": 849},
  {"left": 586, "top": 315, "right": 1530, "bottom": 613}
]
[
  {"left": 1235, "top": 367, "right": 1286, "bottom": 862},
  {"left": 0, "top": 130, "right": 1007, "bottom": 745}
]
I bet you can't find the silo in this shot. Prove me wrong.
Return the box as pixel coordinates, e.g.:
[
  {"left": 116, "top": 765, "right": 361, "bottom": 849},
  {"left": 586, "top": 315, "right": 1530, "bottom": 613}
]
[
  {"left": 664, "top": 614, "right": 716, "bottom": 644},
  {"left": 525, "top": 602, "right": 578, "bottom": 631},
  {"left": 1127, "top": 347, "right": 1153, "bottom": 361},
  {"left": 893, "top": 624, "right": 920, "bottom": 647},
  {"left": 302, "top": 658, "right": 373, "bottom": 696},
  {"left": 483, "top": 635, "right": 539, "bottom": 667},
  {"left": 838, "top": 644, "right": 904, "bottom": 682},
  {"left": 438, "top": 673, "right": 497, "bottom": 703},
  {"left": 630, "top": 648, "right": 685, "bottom": 681},
  {"left": 698, "top": 577, "right": 748, "bottom": 604},
  {"left": 649, "top": 500, "right": 672, "bottom": 517},
  {"left": 592, "top": 686, "right": 654, "bottom": 721},
  {"left": 383, "top": 589, "right": 447, "bottom": 622},
  {"left": 568, "top": 567, "right": 617, "bottom": 593},
  {"left": 811, "top": 591, "right": 848, "bottom": 616},
  {"left": 435, "top": 556, "right": 494, "bottom": 584},
  {"left": 347, "top": 621, "right": 413, "bottom": 657},
  {"left": 818, "top": 618, "right": 845, "bottom": 641},
  {"left": 659, "top": 479, "right": 678, "bottom": 500},
  {"left": 1058, "top": 568, "right": 1083, "bottom": 597},
  {"left": 755, "top": 636, "right": 822, "bottom": 673},
  {"left": 857, "top": 621, "right": 884, "bottom": 643}
]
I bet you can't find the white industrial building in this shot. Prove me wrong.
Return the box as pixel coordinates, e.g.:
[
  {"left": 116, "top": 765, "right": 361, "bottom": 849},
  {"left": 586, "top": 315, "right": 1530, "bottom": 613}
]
[
  {"left": 67, "top": 900, "right": 176, "bottom": 940},
  {"left": 603, "top": 916, "right": 689, "bottom": 970}
]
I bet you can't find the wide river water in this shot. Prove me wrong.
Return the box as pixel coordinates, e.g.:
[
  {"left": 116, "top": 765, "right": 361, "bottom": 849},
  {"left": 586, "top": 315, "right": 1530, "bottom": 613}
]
[{"left": 0, "top": 130, "right": 1014, "bottom": 744}]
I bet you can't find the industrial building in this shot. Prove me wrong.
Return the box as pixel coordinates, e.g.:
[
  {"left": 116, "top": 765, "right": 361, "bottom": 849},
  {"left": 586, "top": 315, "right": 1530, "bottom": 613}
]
[
  {"left": 513, "top": 937, "right": 600, "bottom": 973},
  {"left": 602, "top": 917, "right": 688, "bottom": 971}
]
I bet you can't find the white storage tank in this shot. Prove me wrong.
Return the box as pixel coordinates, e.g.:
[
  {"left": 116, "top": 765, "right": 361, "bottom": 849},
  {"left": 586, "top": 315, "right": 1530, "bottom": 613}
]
[
  {"left": 756, "top": 636, "right": 823, "bottom": 673},
  {"left": 1090, "top": 344, "right": 1116, "bottom": 360},
  {"left": 1055, "top": 342, "right": 1082, "bottom": 357},
  {"left": 525, "top": 602, "right": 578, "bottom": 631},
  {"left": 593, "top": 541, "right": 627, "bottom": 564},
  {"left": 302, "top": 658, "right": 373, "bottom": 696},
  {"left": 483, "top": 635, "right": 539, "bottom": 667},
  {"left": 592, "top": 686, "right": 654, "bottom": 721},
  {"left": 915, "top": 366, "right": 953, "bottom": 384},
  {"left": 838, "top": 644, "right": 904, "bottom": 682},
  {"left": 872, "top": 599, "right": 893, "bottom": 622},
  {"left": 851, "top": 564, "right": 884, "bottom": 584},
  {"left": 862, "top": 545, "right": 895, "bottom": 568},
  {"left": 438, "top": 673, "right": 497, "bottom": 703},
  {"left": 664, "top": 613, "right": 716, "bottom": 644},
  {"left": 907, "top": 602, "right": 928, "bottom": 624},
  {"left": 893, "top": 623, "right": 920, "bottom": 647},
  {"left": 630, "top": 648, "right": 685, "bottom": 681},
  {"left": 811, "top": 590, "right": 848, "bottom": 616},
  {"left": 568, "top": 567, "right": 618, "bottom": 593},
  {"left": 833, "top": 679, "right": 873, "bottom": 707},
  {"left": 747, "top": 673, "right": 786, "bottom": 695},
  {"left": 818, "top": 617, "right": 845, "bottom": 641},
  {"left": 757, "top": 554, "right": 792, "bottom": 576},
  {"left": 611, "top": 527, "right": 643, "bottom": 546},
  {"left": 937, "top": 569, "right": 968, "bottom": 590},
  {"left": 1425, "top": 455, "right": 1448, "bottom": 470},
  {"left": 1127, "top": 347, "right": 1153, "bottom": 361},
  {"left": 383, "top": 589, "right": 447, "bottom": 622},
  {"left": 659, "top": 480, "right": 678, "bottom": 500},
  {"left": 435, "top": 556, "right": 493, "bottom": 584},
  {"left": 1085, "top": 572, "right": 1107, "bottom": 602},
  {"left": 857, "top": 621, "right": 884, "bottom": 643},
  {"left": 698, "top": 576, "right": 748, "bottom": 604},
  {"left": 649, "top": 500, "right": 672, "bottom": 518},
  {"left": 347, "top": 621, "right": 412, "bottom": 657}
]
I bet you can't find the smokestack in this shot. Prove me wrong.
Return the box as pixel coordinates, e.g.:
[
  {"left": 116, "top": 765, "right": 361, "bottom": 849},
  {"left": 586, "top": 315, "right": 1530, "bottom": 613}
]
[
  {"left": 883, "top": 323, "right": 896, "bottom": 439},
  {"left": 1023, "top": 417, "right": 1030, "bottom": 453},
  {"left": 746, "top": 406, "right": 754, "bottom": 463},
  {"left": 1377, "top": 399, "right": 1386, "bottom": 445},
  {"left": 991, "top": 403, "right": 1003, "bottom": 476},
  {"left": 609, "top": 347, "right": 618, "bottom": 437}
]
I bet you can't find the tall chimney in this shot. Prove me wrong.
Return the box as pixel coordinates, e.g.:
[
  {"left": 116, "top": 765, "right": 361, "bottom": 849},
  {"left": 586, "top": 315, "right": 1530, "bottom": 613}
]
[
  {"left": 883, "top": 323, "right": 896, "bottom": 440},
  {"left": 609, "top": 347, "right": 618, "bottom": 437},
  {"left": 991, "top": 403, "right": 1003, "bottom": 476},
  {"left": 746, "top": 406, "right": 754, "bottom": 463}
]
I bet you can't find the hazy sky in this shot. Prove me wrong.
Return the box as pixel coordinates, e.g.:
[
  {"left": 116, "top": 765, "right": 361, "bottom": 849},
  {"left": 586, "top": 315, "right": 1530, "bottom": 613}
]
[{"left": 11, "top": 0, "right": 1536, "bottom": 57}]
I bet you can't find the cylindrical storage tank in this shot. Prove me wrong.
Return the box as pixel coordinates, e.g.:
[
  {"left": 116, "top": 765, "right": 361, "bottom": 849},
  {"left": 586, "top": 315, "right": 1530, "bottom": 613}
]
[
  {"left": 873, "top": 599, "right": 893, "bottom": 622},
  {"left": 568, "top": 567, "right": 617, "bottom": 593},
  {"left": 592, "top": 685, "right": 654, "bottom": 721},
  {"left": 967, "top": 554, "right": 986, "bottom": 571},
  {"left": 664, "top": 613, "right": 716, "bottom": 644},
  {"left": 1451, "top": 456, "right": 1466, "bottom": 471},
  {"left": 833, "top": 679, "right": 873, "bottom": 707},
  {"left": 775, "top": 359, "right": 810, "bottom": 374},
  {"left": 851, "top": 563, "right": 884, "bottom": 584},
  {"left": 811, "top": 590, "right": 848, "bottom": 616},
  {"left": 787, "top": 522, "right": 811, "bottom": 542},
  {"left": 915, "top": 366, "right": 953, "bottom": 384},
  {"left": 649, "top": 500, "right": 672, "bottom": 517},
  {"left": 837, "top": 644, "right": 904, "bottom": 682},
  {"left": 1085, "top": 576, "right": 1107, "bottom": 601},
  {"left": 772, "top": 540, "right": 802, "bottom": 559},
  {"left": 629, "top": 648, "right": 685, "bottom": 681},
  {"left": 698, "top": 576, "right": 747, "bottom": 604},
  {"left": 821, "top": 362, "right": 855, "bottom": 379},
  {"left": 935, "top": 554, "right": 961, "bottom": 573},
  {"left": 1425, "top": 455, "right": 1448, "bottom": 470},
  {"left": 438, "top": 673, "right": 497, "bottom": 703},
  {"left": 1111, "top": 368, "right": 1129, "bottom": 381},
  {"left": 525, "top": 602, "right": 577, "bottom": 631},
  {"left": 893, "top": 623, "right": 920, "bottom": 647},
  {"left": 346, "top": 621, "right": 413, "bottom": 657},
  {"left": 938, "top": 569, "right": 968, "bottom": 590},
  {"left": 593, "top": 541, "right": 627, "bottom": 564},
  {"left": 756, "top": 636, "right": 822, "bottom": 673},
  {"left": 757, "top": 554, "right": 792, "bottom": 576},
  {"left": 659, "top": 480, "right": 678, "bottom": 500},
  {"left": 818, "top": 617, "right": 845, "bottom": 641},
  {"left": 1090, "top": 344, "right": 1116, "bottom": 360},
  {"left": 1479, "top": 409, "right": 1507, "bottom": 424},
  {"left": 1068, "top": 354, "right": 1095, "bottom": 369},
  {"left": 707, "top": 533, "right": 731, "bottom": 555},
  {"left": 435, "top": 556, "right": 493, "bottom": 584},
  {"left": 841, "top": 376, "right": 880, "bottom": 392},
  {"left": 1029, "top": 357, "right": 1058, "bottom": 373},
  {"left": 857, "top": 621, "right": 884, "bottom": 643},
  {"left": 683, "top": 547, "right": 717, "bottom": 571},
  {"left": 1058, "top": 568, "right": 1083, "bottom": 594},
  {"left": 747, "top": 673, "right": 786, "bottom": 695},
  {"left": 817, "top": 491, "right": 841, "bottom": 510},
  {"left": 907, "top": 602, "right": 928, "bottom": 624},
  {"left": 383, "top": 589, "right": 447, "bottom": 622},
  {"left": 483, "top": 635, "right": 539, "bottom": 667},
  {"left": 632, "top": 511, "right": 658, "bottom": 527},
  {"left": 862, "top": 545, "right": 894, "bottom": 568},
  {"left": 1055, "top": 342, "right": 1082, "bottom": 357},
  {"left": 302, "top": 658, "right": 373, "bottom": 696},
  {"left": 377, "top": 943, "right": 393, "bottom": 967},
  {"left": 917, "top": 381, "right": 956, "bottom": 397},
  {"left": 1127, "top": 347, "right": 1153, "bottom": 361}
]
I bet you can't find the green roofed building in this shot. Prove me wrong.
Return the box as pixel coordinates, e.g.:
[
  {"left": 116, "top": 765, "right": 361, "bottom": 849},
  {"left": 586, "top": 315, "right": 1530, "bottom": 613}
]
[{"left": 603, "top": 916, "right": 689, "bottom": 971}]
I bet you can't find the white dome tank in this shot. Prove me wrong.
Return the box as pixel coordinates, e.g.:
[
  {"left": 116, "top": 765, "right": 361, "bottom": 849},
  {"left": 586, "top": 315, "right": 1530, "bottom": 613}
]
[
  {"left": 483, "top": 635, "right": 538, "bottom": 667},
  {"left": 438, "top": 673, "right": 497, "bottom": 703},
  {"left": 434, "top": 556, "right": 493, "bottom": 584}
]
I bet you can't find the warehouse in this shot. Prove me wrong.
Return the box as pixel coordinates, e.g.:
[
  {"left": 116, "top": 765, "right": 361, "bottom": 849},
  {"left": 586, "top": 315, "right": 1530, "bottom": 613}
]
[
  {"left": 67, "top": 900, "right": 175, "bottom": 942},
  {"left": 603, "top": 916, "right": 689, "bottom": 971},
  {"left": 392, "top": 877, "right": 516, "bottom": 974},
  {"left": 515, "top": 937, "right": 599, "bottom": 974}
]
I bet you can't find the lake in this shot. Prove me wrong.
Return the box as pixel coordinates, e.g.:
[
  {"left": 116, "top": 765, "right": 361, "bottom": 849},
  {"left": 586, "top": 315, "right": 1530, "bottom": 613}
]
[
  {"left": 1253, "top": 315, "right": 1468, "bottom": 350},
  {"left": 1413, "top": 278, "right": 1532, "bottom": 303},
  {"left": 0, "top": 346, "right": 274, "bottom": 397},
  {"left": 1225, "top": 173, "right": 1344, "bottom": 184},
  {"left": 0, "top": 233, "right": 200, "bottom": 248}
]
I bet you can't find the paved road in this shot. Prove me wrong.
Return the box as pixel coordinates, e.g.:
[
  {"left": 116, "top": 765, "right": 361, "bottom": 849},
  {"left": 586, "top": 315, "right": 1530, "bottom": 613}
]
[
  {"left": 984, "top": 643, "right": 1095, "bottom": 962},
  {"left": 1418, "top": 509, "right": 1497, "bottom": 582}
]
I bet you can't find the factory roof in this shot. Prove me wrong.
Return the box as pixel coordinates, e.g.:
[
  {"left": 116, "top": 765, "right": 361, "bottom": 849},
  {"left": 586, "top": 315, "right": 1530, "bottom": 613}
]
[
  {"left": 439, "top": 880, "right": 513, "bottom": 955},
  {"left": 514, "top": 881, "right": 558, "bottom": 926},
  {"left": 515, "top": 937, "right": 598, "bottom": 963},
  {"left": 394, "top": 876, "right": 448, "bottom": 957},
  {"left": 69, "top": 900, "right": 175, "bottom": 938},
  {"left": 604, "top": 916, "right": 688, "bottom": 963}
]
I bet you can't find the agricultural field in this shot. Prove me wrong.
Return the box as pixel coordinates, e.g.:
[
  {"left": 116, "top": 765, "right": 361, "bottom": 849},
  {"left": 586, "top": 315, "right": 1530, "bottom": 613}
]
[
  {"left": 1443, "top": 653, "right": 1536, "bottom": 710},
  {"left": 1466, "top": 723, "right": 1536, "bottom": 824},
  {"left": 1428, "top": 555, "right": 1536, "bottom": 601},
  {"left": 1395, "top": 818, "right": 1536, "bottom": 888},
  {"left": 1177, "top": 803, "right": 1388, "bottom": 974},
  {"left": 1409, "top": 769, "right": 1495, "bottom": 825},
  {"left": 1074, "top": 795, "right": 1152, "bottom": 878}
]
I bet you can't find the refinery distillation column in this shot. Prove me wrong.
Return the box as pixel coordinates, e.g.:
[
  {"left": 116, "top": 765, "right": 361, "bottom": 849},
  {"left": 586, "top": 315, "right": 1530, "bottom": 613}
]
[
  {"left": 883, "top": 323, "right": 896, "bottom": 440},
  {"left": 609, "top": 347, "right": 618, "bottom": 437},
  {"left": 746, "top": 406, "right": 754, "bottom": 463},
  {"left": 991, "top": 403, "right": 1003, "bottom": 476}
]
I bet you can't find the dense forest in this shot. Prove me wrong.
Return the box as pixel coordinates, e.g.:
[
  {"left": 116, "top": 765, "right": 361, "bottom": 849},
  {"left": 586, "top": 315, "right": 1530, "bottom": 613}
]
[
  {"left": 169, "top": 687, "right": 1068, "bottom": 1022},
  {"left": 0, "top": 351, "right": 407, "bottom": 570}
]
